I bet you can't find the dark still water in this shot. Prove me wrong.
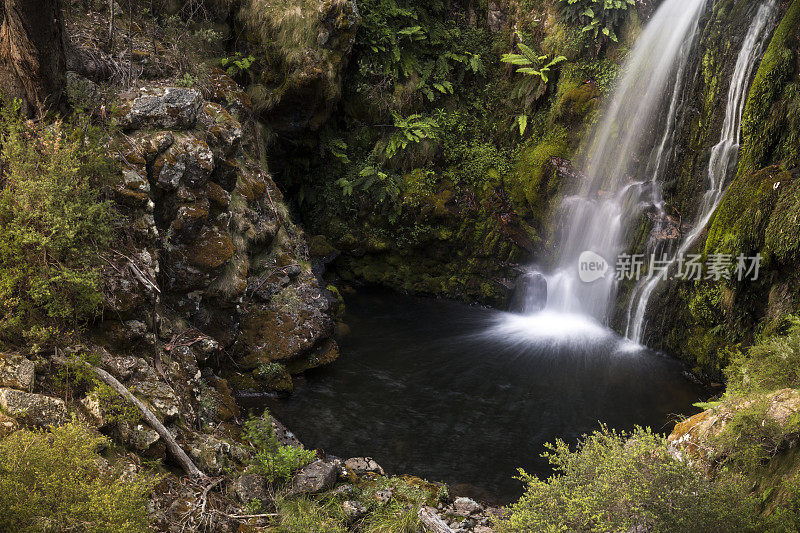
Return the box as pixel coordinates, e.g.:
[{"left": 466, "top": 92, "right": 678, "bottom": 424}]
[{"left": 255, "top": 289, "right": 706, "bottom": 503}]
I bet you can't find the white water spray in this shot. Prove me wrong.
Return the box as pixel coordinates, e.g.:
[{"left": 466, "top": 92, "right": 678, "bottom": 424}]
[
  {"left": 523, "top": 0, "right": 709, "bottom": 323},
  {"left": 625, "top": 1, "right": 776, "bottom": 343}
]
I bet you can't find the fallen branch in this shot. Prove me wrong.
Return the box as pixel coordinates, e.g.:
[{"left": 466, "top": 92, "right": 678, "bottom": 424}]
[
  {"left": 53, "top": 352, "right": 204, "bottom": 478},
  {"left": 418, "top": 506, "right": 455, "bottom": 533},
  {"left": 92, "top": 365, "right": 204, "bottom": 478},
  {"left": 223, "top": 513, "right": 278, "bottom": 519}
]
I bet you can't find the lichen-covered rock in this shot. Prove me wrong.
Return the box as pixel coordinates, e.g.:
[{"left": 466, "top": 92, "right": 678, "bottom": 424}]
[
  {"left": 236, "top": 276, "right": 335, "bottom": 366},
  {"left": 131, "top": 378, "right": 181, "bottom": 422},
  {"left": 234, "top": 471, "right": 268, "bottom": 504},
  {"left": 103, "top": 75, "right": 340, "bottom": 395},
  {"left": 668, "top": 389, "right": 800, "bottom": 470},
  {"left": 118, "top": 87, "right": 203, "bottom": 130},
  {"left": 0, "top": 389, "right": 67, "bottom": 428},
  {"left": 118, "top": 420, "right": 166, "bottom": 458},
  {"left": 289, "top": 459, "right": 340, "bottom": 495},
  {"left": 344, "top": 457, "right": 385, "bottom": 476},
  {"left": 188, "top": 433, "right": 250, "bottom": 474},
  {"left": 153, "top": 134, "right": 215, "bottom": 191},
  {"left": 0, "top": 353, "right": 35, "bottom": 390},
  {"left": 199, "top": 102, "right": 243, "bottom": 157}
]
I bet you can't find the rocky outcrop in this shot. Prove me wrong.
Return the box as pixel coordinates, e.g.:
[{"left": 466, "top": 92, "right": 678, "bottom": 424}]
[{"left": 104, "top": 74, "right": 339, "bottom": 393}]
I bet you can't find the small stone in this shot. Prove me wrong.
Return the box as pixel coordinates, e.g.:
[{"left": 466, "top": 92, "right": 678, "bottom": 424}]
[
  {"left": 344, "top": 456, "right": 385, "bottom": 476},
  {"left": 342, "top": 500, "right": 367, "bottom": 521},
  {"left": 454, "top": 497, "right": 482, "bottom": 515},
  {"left": 374, "top": 488, "right": 393, "bottom": 504},
  {"left": 0, "top": 411, "right": 18, "bottom": 437},
  {"left": 328, "top": 484, "right": 356, "bottom": 499},
  {"left": 118, "top": 420, "right": 164, "bottom": 457}
]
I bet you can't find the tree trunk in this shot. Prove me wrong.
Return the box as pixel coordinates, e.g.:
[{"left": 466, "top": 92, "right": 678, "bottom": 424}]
[{"left": 0, "top": 0, "right": 66, "bottom": 116}]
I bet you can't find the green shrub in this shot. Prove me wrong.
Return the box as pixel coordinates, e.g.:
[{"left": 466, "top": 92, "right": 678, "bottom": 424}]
[
  {"left": 0, "top": 101, "right": 114, "bottom": 345},
  {"left": 243, "top": 411, "right": 317, "bottom": 484},
  {"left": 711, "top": 398, "right": 800, "bottom": 476},
  {"left": 0, "top": 422, "right": 156, "bottom": 532},
  {"left": 498, "top": 426, "right": 762, "bottom": 532},
  {"left": 726, "top": 318, "right": 800, "bottom": 396}
]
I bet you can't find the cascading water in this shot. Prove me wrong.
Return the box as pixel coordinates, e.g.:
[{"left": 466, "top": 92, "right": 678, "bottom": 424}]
[
  {"left": 520, "top": 0, "right": 709, "bottom": 324},
  {"left": 625, "top": 1, "right": 776, "bottom": 344}
]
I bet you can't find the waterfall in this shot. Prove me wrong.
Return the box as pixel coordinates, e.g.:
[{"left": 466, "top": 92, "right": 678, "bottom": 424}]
[
  {"left": 528, "top": 0, "right": 709, "bottom": 322},
  {"left": 625, "top": 1, "right": 777, "bottom": 344}
]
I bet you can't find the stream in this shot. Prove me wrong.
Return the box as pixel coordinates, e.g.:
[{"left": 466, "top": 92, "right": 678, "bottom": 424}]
[{"left": 252, "top": 288, "right": 706, "bottom": 503}]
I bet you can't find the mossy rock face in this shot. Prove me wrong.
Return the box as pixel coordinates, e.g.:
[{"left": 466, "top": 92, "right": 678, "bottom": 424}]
[
  {"left": 238, "top": 0, "right": 361, "bottom": 134},
  {"left": 704, "top": 166, "right": 789, "bottom": 259},
  {"left": 235, "top": 277, "right": 335, "bottom": 367}
]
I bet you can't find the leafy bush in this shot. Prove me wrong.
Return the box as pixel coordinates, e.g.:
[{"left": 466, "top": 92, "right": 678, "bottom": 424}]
[
  {"left": 726, "top": 318, "right": 800, "bottom": 396},
  {"left": 0, "top": 101, "right": 114, "bottom": 345},
  {"left": 711, "top": 398, "right": 800, "bottom": 476},
  {"left": 557, "top": 0, "right": 636, "bottom": 44},
  {"left": 499, "top": 426, "right": 763, "bottom": 532},
  {"left": 243, "top": 411, "right": 317, "bottom": 484},
  {"left": 0, "top": 422, "right": 156, "bottom": 532}
]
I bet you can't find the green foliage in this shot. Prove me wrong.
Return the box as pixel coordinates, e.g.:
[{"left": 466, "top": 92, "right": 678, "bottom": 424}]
[
  {"left": 243, "top": 411, "right": 317, "bottom": 484},
  {"left": 726, "top": 318, "right": 800, "bottom": 396},
  {"left": 257, "top": 362, "right": 285, "bottom": 381},
  {"left": 355, "top": 0, "right": 486, "bottom": 106},
  {"left": 384, "top": 112, "right": 439, "bottom": 160},
  {"left": 0, "top": 102, "right": 115, "bottom": 345},
  {"left": 712, "top": 398, "right": 800, "bottom": 476},
  {"left": 356, "top": 476, "right": 432, "bottom": 533},
  {"left": 502, "top": 33, "right": 567, "bottom": 85},
  {"left": 175, "top": 72, "right": 197, "bottom": 87},
  {"left": 272, "top": 496, "right": 348, "bottom": 533},
  {"left": 499, "top": 426, "right": 763, "bottom": 532},
  {"left": 91, "top": 383, "right": 143, "bottom": 425},
  {"left": 220, "top": 53, "right": 256, "bottom": 78},
  {"left": 0, "top": 422, "right": 156, "bottom": 532},
  {"left": 557, "top": 0, "right": 637, "bottom": 44}
]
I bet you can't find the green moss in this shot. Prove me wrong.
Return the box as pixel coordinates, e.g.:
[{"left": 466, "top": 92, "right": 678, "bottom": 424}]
[
  {"left": 506, "top": 128, "right": 569, "bottom": 219},
  {"left": 704, "top": 166, "right": 787, "bottom": 258},
  {"left": 738, "top": 0, "right": 800, "bottom": 176}
]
